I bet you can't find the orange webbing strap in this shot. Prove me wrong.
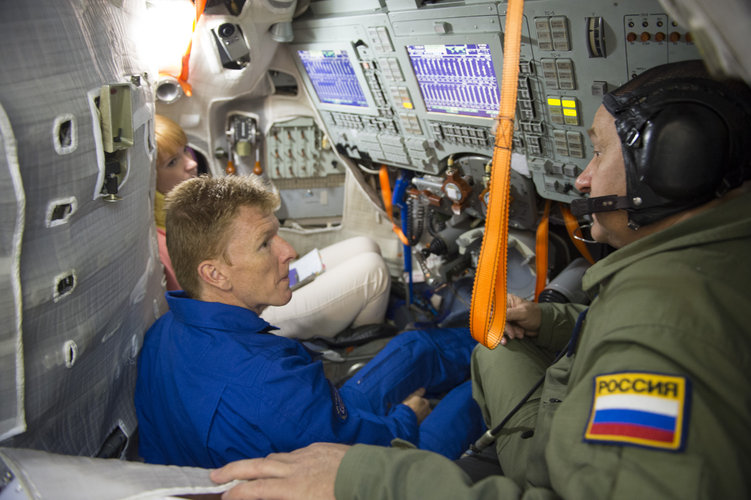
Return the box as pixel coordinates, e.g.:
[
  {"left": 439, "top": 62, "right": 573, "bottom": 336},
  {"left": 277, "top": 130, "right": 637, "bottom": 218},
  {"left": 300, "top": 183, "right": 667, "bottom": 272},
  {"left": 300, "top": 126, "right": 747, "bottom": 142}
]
[
  {"left": 176, "top": 0, "right": 207, "bottom": 97},
  {"left": 560, "top": 204, "right": 595, "bottom": 265},
  {"left": 378, "top": 166, "right": 410, "bottom": 246},
  {"left": 469, "top": 0, "right": 524, "bottom": 349},
  {"left": 534, "top": 199, "right": 552, "bottom": 301}
]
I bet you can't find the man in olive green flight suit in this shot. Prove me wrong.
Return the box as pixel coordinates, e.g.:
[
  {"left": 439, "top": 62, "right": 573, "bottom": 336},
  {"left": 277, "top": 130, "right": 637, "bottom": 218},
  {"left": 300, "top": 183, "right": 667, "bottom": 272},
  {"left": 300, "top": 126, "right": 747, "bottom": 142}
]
[{"left": 210, "top": 61, "right": 751, "bottom": 500}]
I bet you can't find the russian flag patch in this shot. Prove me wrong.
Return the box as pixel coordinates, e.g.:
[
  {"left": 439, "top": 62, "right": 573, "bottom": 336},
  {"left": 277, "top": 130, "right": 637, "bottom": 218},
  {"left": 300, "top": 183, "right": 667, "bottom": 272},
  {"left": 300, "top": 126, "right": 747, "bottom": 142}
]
[{"left": 584, "top": 372, "right": 690, "bottom": 451}]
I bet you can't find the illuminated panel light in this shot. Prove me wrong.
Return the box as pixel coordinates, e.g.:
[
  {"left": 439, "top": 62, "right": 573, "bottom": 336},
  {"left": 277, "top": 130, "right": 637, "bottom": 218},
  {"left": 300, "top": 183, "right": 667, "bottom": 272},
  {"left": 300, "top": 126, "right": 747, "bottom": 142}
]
[
  {"left": 298, "top": 49, "right": 368, "bottom": 107},
  {"left": 561, "top": 98, "right": 577, "bottom": 108},
  {"left": 398, "top": 87, "right": 414, "bottom": 109},
  {"left": 561, "top": 98, "right": 579, "bottom": 125},
  {"left": 407, "top": 43, "right": 500, "bottom": 118},
  {"left": 547, "top": 96, "right": 564, "bottom": 124}
]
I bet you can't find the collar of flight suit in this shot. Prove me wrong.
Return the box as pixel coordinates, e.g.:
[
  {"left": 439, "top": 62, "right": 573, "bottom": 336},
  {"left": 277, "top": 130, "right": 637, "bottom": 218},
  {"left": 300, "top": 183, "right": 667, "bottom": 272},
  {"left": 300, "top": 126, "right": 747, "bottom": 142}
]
[
  {"left": 581, "top": 191, "right": 751, "bottom": 294},
  {"left": 165, "top": 291, "right": 278, "bottom": 335}
]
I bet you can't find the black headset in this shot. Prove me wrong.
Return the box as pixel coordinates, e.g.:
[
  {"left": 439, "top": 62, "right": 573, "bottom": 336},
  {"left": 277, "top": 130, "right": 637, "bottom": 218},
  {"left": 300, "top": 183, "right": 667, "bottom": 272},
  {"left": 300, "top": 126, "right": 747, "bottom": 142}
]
[
  {"left": 572, "top": 62, "right": 751, "bottom": 228},
  {"left": 638, "top": 101, "right": 730, "bottom": 200}
]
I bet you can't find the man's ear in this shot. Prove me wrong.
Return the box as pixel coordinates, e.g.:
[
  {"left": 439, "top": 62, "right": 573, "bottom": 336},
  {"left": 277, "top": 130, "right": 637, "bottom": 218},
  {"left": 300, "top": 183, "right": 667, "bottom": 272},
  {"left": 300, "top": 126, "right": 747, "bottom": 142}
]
[{"left": 197, "top": 259, "right": 232, "bottom": 291}]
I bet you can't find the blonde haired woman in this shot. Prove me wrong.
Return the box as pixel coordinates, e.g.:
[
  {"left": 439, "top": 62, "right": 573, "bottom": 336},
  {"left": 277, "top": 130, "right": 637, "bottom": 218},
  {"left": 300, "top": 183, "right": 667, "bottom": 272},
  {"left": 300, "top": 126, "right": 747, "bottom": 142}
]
[{"left": 154, "top": 114, "right": 198, "bottom": 290}]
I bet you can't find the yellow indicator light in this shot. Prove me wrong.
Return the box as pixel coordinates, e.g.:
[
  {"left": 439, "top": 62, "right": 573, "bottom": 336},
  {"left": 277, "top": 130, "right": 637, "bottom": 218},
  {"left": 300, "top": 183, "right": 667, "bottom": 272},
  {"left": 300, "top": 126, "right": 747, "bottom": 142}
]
[
  {"left": 563, "top": 108, "right": 578, "bottom": 117},
  {"left": 403, "top": 102, "right": 414, "bottom": 109},
  {"left": 562, "top": 99, "right": 577, "bottom": 108},
  {"left": 547, "top": 97, "right": 561, "bottom": 106}
]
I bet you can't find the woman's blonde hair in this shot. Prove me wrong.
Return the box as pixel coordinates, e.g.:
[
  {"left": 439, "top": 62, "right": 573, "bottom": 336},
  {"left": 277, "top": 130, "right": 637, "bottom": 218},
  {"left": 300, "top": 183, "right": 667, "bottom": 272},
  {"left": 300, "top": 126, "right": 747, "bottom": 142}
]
[{"left": 154, "top": 114, "right": 188, "bottom": 168}]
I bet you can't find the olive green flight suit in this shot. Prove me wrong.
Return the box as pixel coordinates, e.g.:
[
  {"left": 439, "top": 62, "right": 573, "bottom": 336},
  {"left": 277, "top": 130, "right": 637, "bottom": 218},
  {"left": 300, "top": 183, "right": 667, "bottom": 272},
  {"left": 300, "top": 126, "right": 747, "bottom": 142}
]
[{"left": 335, "top": 193, "right": 751, "bottom": 499}]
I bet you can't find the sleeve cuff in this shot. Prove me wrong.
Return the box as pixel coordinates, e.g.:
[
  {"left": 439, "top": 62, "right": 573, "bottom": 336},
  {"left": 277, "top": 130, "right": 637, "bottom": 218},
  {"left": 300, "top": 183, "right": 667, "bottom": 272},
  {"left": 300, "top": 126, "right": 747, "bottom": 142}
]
[{"left": 535, "top": 302, "right": 587, "bottom": 351}]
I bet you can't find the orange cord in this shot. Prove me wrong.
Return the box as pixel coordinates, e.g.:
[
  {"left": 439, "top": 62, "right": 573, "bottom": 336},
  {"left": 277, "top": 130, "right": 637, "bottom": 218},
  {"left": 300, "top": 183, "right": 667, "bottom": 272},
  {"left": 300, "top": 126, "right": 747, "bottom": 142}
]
[
  {"left": 560, "top": 204, "right": 596, "bottom": 265},
  {"left": 175, "top": 0, "right": 207, "bottom": 97},
  {"left": 534, "top": 199, "right": 552, "bottom": 301},
  {"left": 379, "top": 166, "right": 410, "bottom": 246}
]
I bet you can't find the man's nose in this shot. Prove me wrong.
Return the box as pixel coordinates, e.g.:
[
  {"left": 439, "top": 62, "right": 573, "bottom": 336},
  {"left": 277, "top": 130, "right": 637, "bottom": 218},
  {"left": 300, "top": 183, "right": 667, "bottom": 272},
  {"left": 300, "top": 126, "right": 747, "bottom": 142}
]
[
  {"left": 575, "top": 165, "right": 592, "bottom": 193},
  {"left": 278, "top": 237, "right": 296, "bottom": 262}
]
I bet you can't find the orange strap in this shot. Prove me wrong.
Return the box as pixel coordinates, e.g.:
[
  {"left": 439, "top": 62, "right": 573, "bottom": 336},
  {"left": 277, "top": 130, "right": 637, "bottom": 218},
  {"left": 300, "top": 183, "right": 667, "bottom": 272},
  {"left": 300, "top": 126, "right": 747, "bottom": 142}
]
[
  {"left": 469, "top": 0, "right": 524, "bottom": 349},
  {"left": 534, "top": 199, "right": 552, "bottom": 301},
  {"left": 560, "top": 204, "right": 595, "bottom": 265},
  {"left": 176, "top": 0, "right": 207, "bottom": 97},
  {"left": 379, "top": 166, "right": 410, "bottom": 246}
]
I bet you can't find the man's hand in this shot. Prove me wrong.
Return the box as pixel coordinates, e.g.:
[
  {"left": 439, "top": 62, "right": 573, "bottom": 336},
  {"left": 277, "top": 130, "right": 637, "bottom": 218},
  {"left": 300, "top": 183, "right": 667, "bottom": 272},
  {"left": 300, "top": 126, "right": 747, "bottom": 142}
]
[
  {"left": 401, "top": 387, "right": 431, "bottom": 423},
  {"left": 502, "top": 293, "right": 542, "bottom": 345},
  {"left": 210, "top": 443, "right": 349, "bottom": 500}
]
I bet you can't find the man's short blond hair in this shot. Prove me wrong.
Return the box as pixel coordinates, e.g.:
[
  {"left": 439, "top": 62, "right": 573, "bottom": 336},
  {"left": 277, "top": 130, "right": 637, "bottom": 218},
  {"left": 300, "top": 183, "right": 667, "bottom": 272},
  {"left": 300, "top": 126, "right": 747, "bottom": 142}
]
[{"left": 165, "top": 175, "right": 280, "bottom": 298}]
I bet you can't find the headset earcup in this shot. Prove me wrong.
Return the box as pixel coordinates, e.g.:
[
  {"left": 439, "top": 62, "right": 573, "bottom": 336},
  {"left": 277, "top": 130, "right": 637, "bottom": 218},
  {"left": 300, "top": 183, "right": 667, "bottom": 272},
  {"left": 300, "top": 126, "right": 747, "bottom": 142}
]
[{"left": 640, "top": 104, "right": 729, "bottom": 200}]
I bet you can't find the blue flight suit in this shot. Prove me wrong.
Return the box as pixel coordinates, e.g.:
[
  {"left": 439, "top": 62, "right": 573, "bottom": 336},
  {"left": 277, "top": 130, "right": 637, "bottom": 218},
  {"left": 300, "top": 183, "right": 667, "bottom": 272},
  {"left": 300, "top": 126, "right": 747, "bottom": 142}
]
[{"left": 135, "top": 291, "right": 483, "bottom": 468}]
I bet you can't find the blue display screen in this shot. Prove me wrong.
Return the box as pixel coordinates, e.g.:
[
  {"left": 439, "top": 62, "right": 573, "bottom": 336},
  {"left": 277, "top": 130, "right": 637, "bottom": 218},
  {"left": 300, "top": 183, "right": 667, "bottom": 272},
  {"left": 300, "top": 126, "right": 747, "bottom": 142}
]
[
  {"left": 406, "top": 43, "right": 500, "bottom": 118},
  {"left": 298, "top": 49, "right": 368, "bottom": 108}
]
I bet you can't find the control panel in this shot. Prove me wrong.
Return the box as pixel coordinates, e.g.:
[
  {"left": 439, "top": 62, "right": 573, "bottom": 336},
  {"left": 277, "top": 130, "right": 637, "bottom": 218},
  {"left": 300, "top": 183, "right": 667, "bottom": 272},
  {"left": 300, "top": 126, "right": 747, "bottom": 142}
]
[
  {"left": 267, "top": 117, "right": 346, "bottom": 221},
  {"left": 266, "top": 117, "right": 341, "bottom": 180},
  {"left": 287, "top": 0, "right": 699, "bottom": 204}
]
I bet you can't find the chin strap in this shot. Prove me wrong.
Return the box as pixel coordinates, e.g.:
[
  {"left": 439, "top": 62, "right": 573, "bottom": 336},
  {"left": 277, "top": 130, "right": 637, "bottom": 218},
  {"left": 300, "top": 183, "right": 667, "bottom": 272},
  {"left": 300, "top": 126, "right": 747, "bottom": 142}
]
[{"left": 569, "top": 194, "right": 636, "bottom": 217}]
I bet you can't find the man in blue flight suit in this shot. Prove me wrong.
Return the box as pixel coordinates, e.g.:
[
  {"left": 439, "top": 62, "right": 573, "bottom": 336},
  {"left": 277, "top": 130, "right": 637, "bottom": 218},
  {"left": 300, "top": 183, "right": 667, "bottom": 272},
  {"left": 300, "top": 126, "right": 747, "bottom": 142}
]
[{"left": 134, "top": 174, "right": 484, "bottom": 468}]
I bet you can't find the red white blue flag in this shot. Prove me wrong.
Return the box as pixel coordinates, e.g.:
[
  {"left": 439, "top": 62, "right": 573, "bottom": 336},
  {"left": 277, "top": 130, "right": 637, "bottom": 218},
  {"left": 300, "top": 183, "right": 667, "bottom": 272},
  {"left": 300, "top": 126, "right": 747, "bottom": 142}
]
[{"left": 584, "top": 372, "right": 690, "bottom": 451}]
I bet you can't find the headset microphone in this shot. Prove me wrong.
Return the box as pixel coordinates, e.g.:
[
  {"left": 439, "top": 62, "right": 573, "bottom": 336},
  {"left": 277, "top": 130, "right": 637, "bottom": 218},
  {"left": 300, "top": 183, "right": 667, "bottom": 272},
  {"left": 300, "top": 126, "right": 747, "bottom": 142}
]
[
  {"left": 569, "top": 195, "right": 642, "bottom": 241},
  {"left": 569, "top": 194, "right": 638, "bottom": 218}
]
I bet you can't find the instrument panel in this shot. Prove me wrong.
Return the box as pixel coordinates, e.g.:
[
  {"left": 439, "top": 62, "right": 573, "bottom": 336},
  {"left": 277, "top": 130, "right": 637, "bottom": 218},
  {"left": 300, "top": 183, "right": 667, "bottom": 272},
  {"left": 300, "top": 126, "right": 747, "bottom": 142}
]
[{"left": 285, "top": 0, "right": 700, "bottom": 205}]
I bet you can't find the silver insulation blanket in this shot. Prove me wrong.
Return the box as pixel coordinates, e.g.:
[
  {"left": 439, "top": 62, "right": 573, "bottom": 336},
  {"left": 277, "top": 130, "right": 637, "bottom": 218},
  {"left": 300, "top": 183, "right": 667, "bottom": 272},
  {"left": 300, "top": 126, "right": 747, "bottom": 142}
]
[
  {"left": 0, "top": 0, "right": 166, "bottom": 457},
  {"left": 0, "top": 447, "right": 232, "bottom": 499}
]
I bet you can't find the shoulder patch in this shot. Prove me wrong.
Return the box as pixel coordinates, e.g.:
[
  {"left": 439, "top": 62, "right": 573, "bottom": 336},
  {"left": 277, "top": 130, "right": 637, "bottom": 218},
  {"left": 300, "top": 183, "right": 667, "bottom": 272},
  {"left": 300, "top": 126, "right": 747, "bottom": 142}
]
[{"left": 584, "top": 371, "right": 690, "bottom": 451}]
